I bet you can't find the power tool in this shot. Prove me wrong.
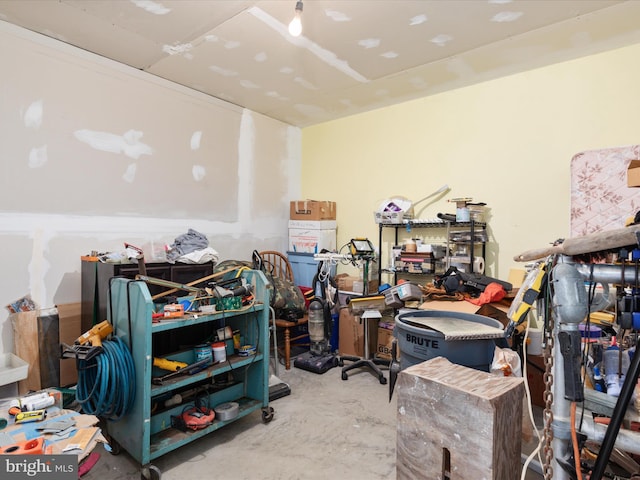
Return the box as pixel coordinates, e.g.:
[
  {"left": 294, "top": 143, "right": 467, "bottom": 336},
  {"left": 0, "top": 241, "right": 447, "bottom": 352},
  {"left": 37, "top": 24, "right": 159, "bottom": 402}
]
[
  {"left": 60, "top": 320, "right": 113, "bottom": 361},
  {"left": 153, "top": 357, "right": 188, "bottom": 372}
]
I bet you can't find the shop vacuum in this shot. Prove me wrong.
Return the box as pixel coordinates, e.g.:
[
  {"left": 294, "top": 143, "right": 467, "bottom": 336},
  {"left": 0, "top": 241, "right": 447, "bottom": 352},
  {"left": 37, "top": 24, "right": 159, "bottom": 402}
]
[{"left": 293, "top": 263, "right": 339, "bottom": 374}]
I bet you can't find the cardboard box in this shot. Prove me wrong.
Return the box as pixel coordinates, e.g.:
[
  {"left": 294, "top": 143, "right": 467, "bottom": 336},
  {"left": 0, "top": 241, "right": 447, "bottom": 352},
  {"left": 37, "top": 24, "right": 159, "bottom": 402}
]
[
  {"left": 335, "top": 274, "right": 379, "bottom": 294},
  {"left": 290, "top": 200, "right": 336, "bottom": 220},
  {"left": 628, "top": 159, "right": 640, "bottom": 187},
  {"left": 508, "top": 268, "right": 527, "bottom": 289},
  {"left": 419, "top": 299, "right": 510, "bottom": 316},
  {"left": 288, "top": 228, "right": 337, "bottom": 253},
  {"left": 338, "top": 307, "right": 380, "bottom": 358},
  {"left": 11, "top": 303, "right": 81, "bottom": 394},
  {"left": 288, "top": 219, "right": 337, "bottom": 230},
  {"left": 374, "top": 197, "right": 413, "bottom": 224},
  {"left": 373, "top": 210, "right": 405, "bottom": 224},
  {"left": 338, "top": 307, "right": 363, "bottom": 357},
  {"left": 352, "top": 280, "right": 379, "bottom": 295},
  {"left": 57, "top": 303, "right": 81, "bottom": 387},
  {"left": 336, "top": 273, "right": 358, "bottom": 292},
  {"left": 376, "top": 320, "right": 395, "bottom": 360},
  {"left": 12, "top": 309, "right": 59, "bottom": 395}
]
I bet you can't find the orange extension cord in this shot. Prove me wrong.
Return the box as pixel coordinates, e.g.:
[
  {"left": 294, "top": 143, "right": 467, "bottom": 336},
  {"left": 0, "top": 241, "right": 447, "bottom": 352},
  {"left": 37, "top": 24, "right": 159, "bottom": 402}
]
[{"left": 571, "top": 401, "right": 584, "bottom": 480}]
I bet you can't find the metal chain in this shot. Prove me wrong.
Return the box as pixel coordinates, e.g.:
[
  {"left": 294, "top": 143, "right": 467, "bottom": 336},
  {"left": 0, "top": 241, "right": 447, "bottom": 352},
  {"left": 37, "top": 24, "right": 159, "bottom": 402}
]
[{"left": 542, "top": 279, "right": 555, "bottom": 480}]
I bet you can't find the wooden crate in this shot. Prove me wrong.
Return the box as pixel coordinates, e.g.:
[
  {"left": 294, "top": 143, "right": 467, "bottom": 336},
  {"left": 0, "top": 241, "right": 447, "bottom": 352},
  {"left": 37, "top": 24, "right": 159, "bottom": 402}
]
[{"left": 397, "top": 356, "right": 524, "bottom": 480}]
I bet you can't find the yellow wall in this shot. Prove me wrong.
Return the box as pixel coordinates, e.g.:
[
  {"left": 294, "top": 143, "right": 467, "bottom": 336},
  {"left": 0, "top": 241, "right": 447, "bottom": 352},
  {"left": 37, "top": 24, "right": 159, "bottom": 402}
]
[{"left": 302, "top": 42, "right": 640, "bottom": 283}]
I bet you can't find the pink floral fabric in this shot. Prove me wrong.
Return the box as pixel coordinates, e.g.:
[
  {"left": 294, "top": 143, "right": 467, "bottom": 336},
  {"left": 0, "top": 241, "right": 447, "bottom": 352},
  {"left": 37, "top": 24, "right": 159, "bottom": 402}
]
[{"left": 571, "top": 145, "right": 640, "bottom": 237}]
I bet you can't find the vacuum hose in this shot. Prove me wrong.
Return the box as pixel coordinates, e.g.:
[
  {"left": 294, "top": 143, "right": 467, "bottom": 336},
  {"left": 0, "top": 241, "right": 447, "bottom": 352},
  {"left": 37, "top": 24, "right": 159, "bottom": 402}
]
[{"left": 76, "top": 336, "right": 136, "bottom": 421}]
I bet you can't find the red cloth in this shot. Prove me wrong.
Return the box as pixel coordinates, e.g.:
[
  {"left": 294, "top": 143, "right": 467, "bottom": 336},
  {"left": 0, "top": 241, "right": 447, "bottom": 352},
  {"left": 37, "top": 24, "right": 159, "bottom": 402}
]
[
  {"left": 466, "top": 282, "right": 506, "bottom": 306},
  {"left": 79, "top": 452, "right": 100, "bottom": 477},
  {"left": 299, "top": 286, "right": 314, "bottom": 308}
]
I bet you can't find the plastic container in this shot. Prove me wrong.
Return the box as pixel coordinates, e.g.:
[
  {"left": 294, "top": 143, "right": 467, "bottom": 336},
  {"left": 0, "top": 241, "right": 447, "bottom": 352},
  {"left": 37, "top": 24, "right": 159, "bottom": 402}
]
[
  {"left": 468, "top": 205, "right": 486, "bottom": 223},
  {"left": 287, "top": 252, "right": 337, "bottom": 288},
  {"left": 212, "top": 342, "right": 226, "bottom": 363},
  {"left": 394, "top": 310, "right": 505, "bottom": 372},
  {"left": 603, "top": 337, "right": 629, "bottom": 397},
  {"left": 0, "top": 353, "right": 29, "bottom": 386},
  {"left": 579, "top": 323, "right": 602, "bottom": 339}
]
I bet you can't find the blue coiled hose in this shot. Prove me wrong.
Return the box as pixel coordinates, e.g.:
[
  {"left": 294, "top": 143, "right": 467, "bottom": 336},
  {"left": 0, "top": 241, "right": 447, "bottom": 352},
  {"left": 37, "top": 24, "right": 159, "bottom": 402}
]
[{"left": 76, "top": 336, "right": 136, "bottom": 421}]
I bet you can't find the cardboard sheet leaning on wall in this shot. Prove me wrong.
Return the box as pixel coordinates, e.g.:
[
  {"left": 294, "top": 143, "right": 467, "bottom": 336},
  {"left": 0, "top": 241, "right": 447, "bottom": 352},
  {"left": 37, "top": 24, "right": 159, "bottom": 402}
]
[{"left": 10, "top": 307, "right": 72, "bottom": 394}]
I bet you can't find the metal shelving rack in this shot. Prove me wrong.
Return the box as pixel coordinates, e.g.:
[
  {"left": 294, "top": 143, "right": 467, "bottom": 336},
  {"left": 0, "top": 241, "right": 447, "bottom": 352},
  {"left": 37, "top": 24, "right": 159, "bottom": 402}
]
[
  {"left": 105, "top": 270, "right": 272, "bottom": 480},
  {"left": 377, "top": 219, "right": 487, "bottom": 286}
]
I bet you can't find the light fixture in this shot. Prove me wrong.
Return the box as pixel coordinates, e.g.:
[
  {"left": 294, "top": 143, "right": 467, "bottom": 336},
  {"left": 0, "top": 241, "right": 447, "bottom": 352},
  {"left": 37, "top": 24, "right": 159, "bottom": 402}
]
[{"left": 288, "top": 0, "right": 303, "bottom": 37}]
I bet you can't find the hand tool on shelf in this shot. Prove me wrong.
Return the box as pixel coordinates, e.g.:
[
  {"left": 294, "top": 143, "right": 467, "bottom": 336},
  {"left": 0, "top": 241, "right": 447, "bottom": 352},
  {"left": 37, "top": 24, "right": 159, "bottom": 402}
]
[
  {"left": 153, "top": 357, "right": 188, "bottom": 372},
  {"left": 143, "top": 265, "right": 244, "bottom": 301},
  {"left": 151, "top": 358, "right": 213, "bottom": 385},
  {"left": 137, "top": 272, "right": 252, "bottom": 308},
  {"left": 60, "top": 320, "right": 113, "bottom": 361}
]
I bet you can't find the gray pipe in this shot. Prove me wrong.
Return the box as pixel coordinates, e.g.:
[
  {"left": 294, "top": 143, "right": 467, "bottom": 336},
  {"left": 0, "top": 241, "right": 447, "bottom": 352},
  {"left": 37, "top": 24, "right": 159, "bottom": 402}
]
[{"left": 565, "top": 258, "right": 640, "bottom": 285}]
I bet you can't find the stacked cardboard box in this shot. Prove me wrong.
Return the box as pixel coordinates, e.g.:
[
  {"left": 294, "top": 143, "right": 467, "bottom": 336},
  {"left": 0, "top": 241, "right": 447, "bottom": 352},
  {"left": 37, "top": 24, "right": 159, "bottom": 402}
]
[{"left": 288, "top": 201, "right": 337, "bottom": 254}]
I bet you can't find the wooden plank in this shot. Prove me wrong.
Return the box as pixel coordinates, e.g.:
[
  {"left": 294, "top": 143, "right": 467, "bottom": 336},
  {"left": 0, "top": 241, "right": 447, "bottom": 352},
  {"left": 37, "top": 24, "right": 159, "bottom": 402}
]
[{"left": 397, "top": 356, "right": 524, "bottom": 480}]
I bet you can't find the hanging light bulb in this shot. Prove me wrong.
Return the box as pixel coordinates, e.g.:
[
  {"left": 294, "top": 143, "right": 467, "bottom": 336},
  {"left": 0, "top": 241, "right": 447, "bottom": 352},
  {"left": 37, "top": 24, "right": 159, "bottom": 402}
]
[{"left": 288, "top": 0, "right": 303, "bottom": 37}]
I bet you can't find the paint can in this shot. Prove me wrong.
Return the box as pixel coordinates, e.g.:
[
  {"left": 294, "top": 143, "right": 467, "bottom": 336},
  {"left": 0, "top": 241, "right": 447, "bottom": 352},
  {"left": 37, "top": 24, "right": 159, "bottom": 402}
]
[
  {"left": 212, "top": 342, "right": 226, "bottom": 363},
  {"left": 194, "top": 344, "right": 212, "bottom": 365}
]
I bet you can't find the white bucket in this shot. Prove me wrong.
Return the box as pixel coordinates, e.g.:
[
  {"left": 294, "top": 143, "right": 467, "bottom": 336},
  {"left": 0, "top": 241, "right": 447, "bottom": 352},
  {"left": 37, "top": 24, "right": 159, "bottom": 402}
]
[
  {"left": 212, "top": 342, "right": 226, "bottom": 363},
  {"left": 527, "top": 326, "right": 544, "bottom": 356}
]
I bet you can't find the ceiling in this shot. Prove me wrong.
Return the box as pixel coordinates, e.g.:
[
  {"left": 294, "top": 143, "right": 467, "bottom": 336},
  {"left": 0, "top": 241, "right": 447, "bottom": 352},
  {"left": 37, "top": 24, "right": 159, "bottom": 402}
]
[{"left": 1, "top": 0, "right": 640, "bottom": 127}]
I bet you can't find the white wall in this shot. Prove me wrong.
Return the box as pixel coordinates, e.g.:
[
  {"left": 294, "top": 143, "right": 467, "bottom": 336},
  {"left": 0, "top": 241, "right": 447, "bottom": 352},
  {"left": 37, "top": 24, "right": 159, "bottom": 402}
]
[
  {"left": 302, "top": 41, "right": 640, "bottom": 284},
  {"left": 0, "top": 22, "right": 301, "bottom": 354}
]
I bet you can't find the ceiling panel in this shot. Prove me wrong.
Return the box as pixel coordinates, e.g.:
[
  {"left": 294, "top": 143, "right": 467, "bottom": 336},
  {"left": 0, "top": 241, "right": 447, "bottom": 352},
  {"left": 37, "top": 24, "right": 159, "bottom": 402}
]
[{"left": 0, "top": 0, "right": 638, "bottom": 127}]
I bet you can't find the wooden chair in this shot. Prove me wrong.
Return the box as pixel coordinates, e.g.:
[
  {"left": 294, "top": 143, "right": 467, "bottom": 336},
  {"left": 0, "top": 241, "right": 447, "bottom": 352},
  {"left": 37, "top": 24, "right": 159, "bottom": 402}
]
[{"left": 259, "top": 250, "right": 308, "bottom": 370}]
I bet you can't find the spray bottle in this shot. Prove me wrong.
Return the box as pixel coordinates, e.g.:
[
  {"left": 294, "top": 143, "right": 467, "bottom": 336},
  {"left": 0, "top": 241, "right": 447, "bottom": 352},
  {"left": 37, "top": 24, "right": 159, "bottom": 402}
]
[{"left": 592, "top": 364, "right": 606, "bottom": 392}]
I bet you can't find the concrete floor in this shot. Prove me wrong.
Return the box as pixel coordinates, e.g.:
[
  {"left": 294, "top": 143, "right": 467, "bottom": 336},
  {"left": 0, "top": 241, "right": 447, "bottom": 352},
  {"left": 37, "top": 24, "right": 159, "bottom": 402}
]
[{"left": 81, "top": 358, "right": 545, "bottom": 480}]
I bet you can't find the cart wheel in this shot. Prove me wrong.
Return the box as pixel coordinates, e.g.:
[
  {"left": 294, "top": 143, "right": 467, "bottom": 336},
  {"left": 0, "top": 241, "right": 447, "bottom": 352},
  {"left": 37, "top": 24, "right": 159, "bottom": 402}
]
[
  {"left": 141, "top": 464, "right": 162, "bottom": 480},
  {"left": 106, "top": 438, "right": 121, "bottom": 456},
  {"left": 332, "top": 357, "right": 339, "bottom": 367},
  {"left": 341, "top": 371, "right": 348, "bottom": 381},
  {"left": 379, "top": 375, "right": 387, "bottom": 385},
  {"left": 262, "top": 406, "right": 274, "bottom": 423}
]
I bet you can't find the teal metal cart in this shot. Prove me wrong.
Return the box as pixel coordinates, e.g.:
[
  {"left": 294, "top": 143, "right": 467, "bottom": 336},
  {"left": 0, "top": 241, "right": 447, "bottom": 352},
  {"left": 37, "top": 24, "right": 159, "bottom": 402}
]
[{"left": 105, "top": 269, "right": 273, "bottom": 480}]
